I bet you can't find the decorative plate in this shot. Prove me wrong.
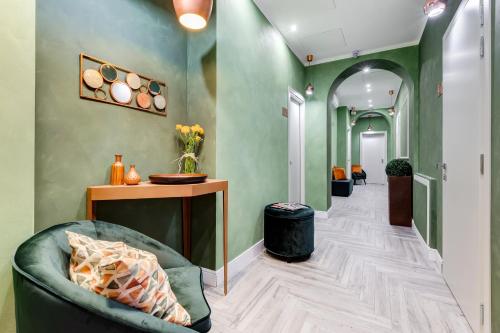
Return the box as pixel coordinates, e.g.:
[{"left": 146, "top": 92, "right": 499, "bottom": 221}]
[
  {"left": 100, "top": 63, "right": 118, "bottom": 82},
  {"left": 148, "top": 80, "right": 161, "bottom": 96},
  {"left": 136, "top": 92, "right": 151, "bottom": 109},
  {"left": 153, "top": 94, "right": 166, "bottom": 110},
  {"left": 149, "top": 173, "right": 208, "bottom": 184},
  {"left": 110, "top": 81, "right": 132, "bottom": 104},
  {"left": 126, "top": 72, "right": 141, "bottom": 90},
  {"left": 83, "top": 69, "right": 103, "bottom": 89}
]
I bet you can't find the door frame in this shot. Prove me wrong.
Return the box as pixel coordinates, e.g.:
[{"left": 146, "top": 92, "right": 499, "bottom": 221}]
[
  {"left": 360, "top": 131, "right": 387, "bottom": 185},
  {"left": 442, "top": 0, "right": 491, "bottom": 331},
  {"left": 288, "top": 87, "right": 305, "bottom": 203}
]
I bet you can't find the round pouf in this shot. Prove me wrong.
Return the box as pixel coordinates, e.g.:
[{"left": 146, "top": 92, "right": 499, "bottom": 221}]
[{"left": 264, "top": 204, "right": 315, "bottom": 262}]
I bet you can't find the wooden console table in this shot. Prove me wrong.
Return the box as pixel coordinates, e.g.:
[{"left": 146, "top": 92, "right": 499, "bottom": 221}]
[{"left": 86, "top": 179, "right": 229, "bottom": 295}]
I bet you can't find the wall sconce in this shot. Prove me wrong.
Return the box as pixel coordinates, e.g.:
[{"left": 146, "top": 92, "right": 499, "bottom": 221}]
[
  {"left": 305, "top": 54, "right": 314, "bottom": 96},
  {"left": 173, "top": 0, "right": 213, "bottom": 30},
  {"left": 424, "top": 0, "right": 446, "bottom": 18}
]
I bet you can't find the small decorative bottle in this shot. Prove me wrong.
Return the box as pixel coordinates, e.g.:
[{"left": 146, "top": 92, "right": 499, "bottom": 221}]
[
  {"left": 110, "top": 154, "right": 125, "bottom": 185},
  {"left": 124, "top": 164, "right": 141, "bottom": 185}
]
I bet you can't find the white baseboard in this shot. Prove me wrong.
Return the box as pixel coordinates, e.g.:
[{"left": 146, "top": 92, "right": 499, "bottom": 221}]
[
  {"left": 315, "top": 205, "right": 334, "bottom": 219},
  {"left": 201, "top": 239, "right": 265, "bottom": 287},
  {"left": 412, "top": 220, "right": 443, "bottom": 272}
]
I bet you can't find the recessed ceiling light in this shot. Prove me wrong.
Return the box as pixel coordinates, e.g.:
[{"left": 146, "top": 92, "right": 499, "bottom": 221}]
[
  {"left": 366, "top": 84, "right": 371, "bottom": 88},
  {"left": 290, "top": 24, "right": 297, "bottom": 32},
  {"left": 369, "top": 104, "right": 373, "bottom": 108},
  {"left": 367, "top": 88, "right": 372, "bottom": 92},
  {"left": 368, "top": 99, "right": 372, "bottom": 103},
  {"left": 363, "top": 67, "right": 370, "bottom": 73}
]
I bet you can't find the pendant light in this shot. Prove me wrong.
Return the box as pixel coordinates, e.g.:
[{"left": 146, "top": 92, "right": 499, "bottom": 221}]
[
  {"left": 388, "top": 90, "right": 395, "bottom": 117},
  {"left": 367, "top": 117, "right": 374, "bottom": 131},
  {"left": 173, "top": 0, "right": 213, "bottom": 30},
  {"left": 423, "top": 0, "right": 446, "bottom": 18},
  {"left": 305, "top": 54, "right": 315, "bottom": 96}
]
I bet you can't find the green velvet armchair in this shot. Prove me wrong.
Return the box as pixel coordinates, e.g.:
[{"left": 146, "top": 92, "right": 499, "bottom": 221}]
[{"left": 12, "top": 220, "right": 211, "bottom": 333}]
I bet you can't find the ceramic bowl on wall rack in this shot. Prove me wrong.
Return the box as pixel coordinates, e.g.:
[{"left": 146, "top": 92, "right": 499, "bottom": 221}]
[
  {"left": 126, "top": 72, "right": 141, "bottom": 90},
  {"left": 100, "top": 63, "right": 118, "bottom": 82},
  {"left": 83, "top": 69, "right": 103, "bottom": 89},
  {"left": 110, "top": 81, "right": 132, "bottom": 104},
  {"left": 148, "top": 80, "right": 161, "bottom": 96},
  {"left": 137, "top": 91, "right": 151, "bottom": 109},
  {"left": 153, "top": 94, "right": 166, "bottom": 110}
]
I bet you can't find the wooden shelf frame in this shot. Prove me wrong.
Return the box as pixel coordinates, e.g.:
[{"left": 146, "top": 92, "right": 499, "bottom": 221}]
[{"left": 79, "top": 53, "right": 168, "bottom": 117}]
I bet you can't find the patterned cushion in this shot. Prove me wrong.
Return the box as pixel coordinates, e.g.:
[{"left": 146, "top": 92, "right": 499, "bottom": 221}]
[{"left": 66, "top": 231, "right": 191, "bottom": 326}]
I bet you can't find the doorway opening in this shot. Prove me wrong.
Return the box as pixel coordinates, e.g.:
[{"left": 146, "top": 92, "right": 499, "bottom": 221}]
[{"left": 360, "top": 131, "right": 387, "bottom": 185}]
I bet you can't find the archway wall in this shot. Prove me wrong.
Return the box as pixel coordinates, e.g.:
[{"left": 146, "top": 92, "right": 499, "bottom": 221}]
[
  {"left": 351, "top": 113, "right": 393, "bottom": 166},
  {"left": 304, "top": 46, "right": 419, "bottom": 211},
  {"left": 351, "top": 109, "right": 395, "bottom": 166}
]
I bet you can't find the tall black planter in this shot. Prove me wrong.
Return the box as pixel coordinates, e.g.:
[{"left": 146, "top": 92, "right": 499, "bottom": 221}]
[{"left": 388, "top": 176, "right": 413, "bottom": 227}]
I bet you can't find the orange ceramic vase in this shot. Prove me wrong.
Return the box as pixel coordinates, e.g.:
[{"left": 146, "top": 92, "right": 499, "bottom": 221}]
[
  {"left": 124, "top": 164, "right": 141, "bottom": 185},
  {"left": 110, "top": 154, "right": 125, "bottom": 185}
]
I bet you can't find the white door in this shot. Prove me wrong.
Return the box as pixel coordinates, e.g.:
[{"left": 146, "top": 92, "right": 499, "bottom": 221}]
[
  {"left": 288, "top": 89, "right": 305, "bottom": 203},
  {"left": 360, "top": 132, "right": 387, "bottom": 184},
  {"left": 443, "top": 0, "right": 490, "bottom": 331},
  {"left": 347, "top": 128, "right": 352, "bottom": 178}
]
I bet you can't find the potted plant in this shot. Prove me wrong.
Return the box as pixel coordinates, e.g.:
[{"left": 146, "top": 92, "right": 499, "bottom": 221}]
[{"left": 385, "top": 159, "right": 413, "bottom": 227}]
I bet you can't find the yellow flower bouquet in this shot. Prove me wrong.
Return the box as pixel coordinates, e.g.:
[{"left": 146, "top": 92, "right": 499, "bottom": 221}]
[{"left": 175, "top": 124, "right": 205, "bottom": 173}]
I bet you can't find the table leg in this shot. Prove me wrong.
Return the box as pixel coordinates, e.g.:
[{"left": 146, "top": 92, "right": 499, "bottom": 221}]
[
  {"left": 223, "top": 189, "right": 228, "bottom": 295},
  {"left": 86, "top": 191, "right": 96, "bottom": 220},
  {"left": 182, "top": 197, "right": 192, "bottom": 260}
]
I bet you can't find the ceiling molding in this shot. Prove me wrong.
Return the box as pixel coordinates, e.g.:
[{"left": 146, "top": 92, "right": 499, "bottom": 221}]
[{"left": 308, "top": 40, "right": 421, "bottom": 66}]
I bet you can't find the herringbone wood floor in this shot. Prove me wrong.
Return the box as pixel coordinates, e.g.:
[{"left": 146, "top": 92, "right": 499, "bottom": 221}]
[{"left": 205, "top": 185, "right": 472, "bottom": 333}]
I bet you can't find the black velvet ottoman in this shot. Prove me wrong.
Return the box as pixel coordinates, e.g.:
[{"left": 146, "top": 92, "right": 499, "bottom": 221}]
[{"left": 264, "top": 204, "right": 315, "bottom": 262}]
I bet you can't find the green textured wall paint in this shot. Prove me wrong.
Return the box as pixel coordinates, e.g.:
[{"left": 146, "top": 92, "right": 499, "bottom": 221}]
[
  {"left": 491, "top": 0, "right": 500, "bottom": 329},
  {"left": 305, "top": 46, "right": 419, "bottom": 212},
  {"left": 413, "top": 181, "right": 428, "bottom": 242},
  {"left": 418, "top": 0, "right": 460, "bottom": 255},
  {"left": 336, "top": 106, "right": 349, "bottom": 169},
  {"left": 0, "top": 1, "right": 36, "bottom": 331},
  {"left": 351, "top": 117, "right": 391, "bottom": 165},
  {"left": 330, "top": 107, "right": 338, "bottom": 167},
  {"left": 35, "top": 0, "right": 205, "bottom": 261},
  {"left": 186, "top": 14, "right": 218, "bottom": 269},
  {"left": 394, "top": 84, "right": 410, "bottom": 158},
  {"left": 215, "top": 0, "right": 305, "bottom": 267}
]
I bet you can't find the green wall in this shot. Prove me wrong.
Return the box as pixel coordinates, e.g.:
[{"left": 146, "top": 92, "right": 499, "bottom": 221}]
[
  {"left": 491, "top": 0, "right": 500, "bottom": 329},
  {"left": 35, "top": 0, "right": 201, "bottom": 262},
  {"left": 186, "top": 13, "right": 218, "bottom": 269},
  {"left": 215, "top": 0, "right": 305, "bottom": 267},
  {"left": 351, "top": 117, "right": 392, "bottom": 165},
  {"left": 335, "top": 106, "right": 349, "bottom": 169},
  {"left": 417, "top": 0, "right": 461, "bottom": 255},
  {"left": 305, "top": 46, "right": 419, "bottom": 212},
  {"left": 0, "top": 1, "right": 36, "bottom": 332},
  {"left": 394, "top": 83, "right": 410, "bottom": 158}
]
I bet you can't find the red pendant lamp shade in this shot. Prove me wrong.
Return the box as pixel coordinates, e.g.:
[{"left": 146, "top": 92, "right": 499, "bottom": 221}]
[{"left": 173, "top": 0, "right": 213, "bottom": 30}]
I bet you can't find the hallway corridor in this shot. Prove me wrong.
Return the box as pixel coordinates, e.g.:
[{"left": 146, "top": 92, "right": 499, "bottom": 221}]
[{"left": 206, "top": 185, "right": 472, "bottom": 333}]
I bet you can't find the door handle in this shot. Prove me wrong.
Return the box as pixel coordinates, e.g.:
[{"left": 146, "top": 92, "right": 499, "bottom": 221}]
[{"left": 442, "top": 162, "right": 447, "bottom": 181}]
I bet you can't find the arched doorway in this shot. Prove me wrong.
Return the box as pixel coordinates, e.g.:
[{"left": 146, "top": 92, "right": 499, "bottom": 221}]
[{"left": 325, "top": 58, "right": 416, "bottom": 203}]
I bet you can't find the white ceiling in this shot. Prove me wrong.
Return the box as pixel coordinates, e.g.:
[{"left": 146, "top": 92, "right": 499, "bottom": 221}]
[
  {"left": 253, "top": 0, "right": 427, "bottom": 64},
  {"left": 335, "top": 69, "right": 402, "bottom": 110}
]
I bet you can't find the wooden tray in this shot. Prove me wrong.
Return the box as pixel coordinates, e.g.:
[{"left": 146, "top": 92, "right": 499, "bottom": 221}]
[{"left": 149, "top": 173, "right": 208, "bottom": 184}]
